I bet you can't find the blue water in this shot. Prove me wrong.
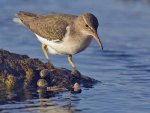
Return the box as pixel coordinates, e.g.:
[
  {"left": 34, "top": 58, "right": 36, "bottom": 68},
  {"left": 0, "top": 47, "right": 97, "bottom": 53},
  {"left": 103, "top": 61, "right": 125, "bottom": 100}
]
[{"left": 0, "top": 0, "right": 150, "bottom": 113}]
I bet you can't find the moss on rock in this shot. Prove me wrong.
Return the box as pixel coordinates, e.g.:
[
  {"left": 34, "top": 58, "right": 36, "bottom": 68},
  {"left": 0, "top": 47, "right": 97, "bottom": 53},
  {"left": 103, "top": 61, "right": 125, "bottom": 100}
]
[{"left": 0, "top": 49, "right": 98, "bottom": 92}]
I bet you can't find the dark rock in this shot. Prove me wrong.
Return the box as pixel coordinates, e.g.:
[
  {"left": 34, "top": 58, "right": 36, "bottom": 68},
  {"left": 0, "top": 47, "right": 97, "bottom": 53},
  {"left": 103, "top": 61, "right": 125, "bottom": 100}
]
[
  {"left": 0, "top": 49, "right": 98, "bottom": 92},
  {"left": 37, "top": 79, "right": 48, "bottom": 88},
  {"left": 40, "top": 69, "right": 51, "bottom": 78}
]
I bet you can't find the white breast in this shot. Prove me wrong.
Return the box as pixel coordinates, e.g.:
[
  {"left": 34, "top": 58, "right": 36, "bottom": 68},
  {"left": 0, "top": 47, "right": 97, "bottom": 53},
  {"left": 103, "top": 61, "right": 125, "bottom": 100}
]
[{"left": 35, "top": 26, "right": 92, "bottom": 55}]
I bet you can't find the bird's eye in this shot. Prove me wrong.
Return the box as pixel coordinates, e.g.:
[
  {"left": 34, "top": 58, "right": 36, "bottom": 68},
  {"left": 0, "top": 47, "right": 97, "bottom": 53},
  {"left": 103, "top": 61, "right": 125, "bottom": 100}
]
[{"left": 85, "top": 24, "right": 89, "bottom": 27}]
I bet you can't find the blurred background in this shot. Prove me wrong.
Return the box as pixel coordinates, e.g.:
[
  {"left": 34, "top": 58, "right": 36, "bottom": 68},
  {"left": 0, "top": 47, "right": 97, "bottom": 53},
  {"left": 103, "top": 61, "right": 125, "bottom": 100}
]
[{"left": 0, "top": 0, "right": 150, "bottom": 113}]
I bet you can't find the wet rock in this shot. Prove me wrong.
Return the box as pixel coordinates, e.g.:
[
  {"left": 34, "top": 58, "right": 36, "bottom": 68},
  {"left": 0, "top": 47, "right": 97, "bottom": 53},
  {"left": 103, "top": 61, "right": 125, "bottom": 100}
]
[
  {"left": 71, "top": 82, "right": 82, "bottom": 94},
  {"left": 40, "top": 69, "right": 50, "bottom": 78},
  {"left": 47, "top": 86, "right": 65, "bottom": 92},
  {"left": 5, "top": 74, "right": 16, "bottom": 90},
  {"left": 0, "top": 49, "right": 98, "bottom": 93},
  {"left": 26, "top": 69, "right": 34, "bottom": 81},
  {"left": 37, "top": 79, "right": 48, "bottom": 88}
]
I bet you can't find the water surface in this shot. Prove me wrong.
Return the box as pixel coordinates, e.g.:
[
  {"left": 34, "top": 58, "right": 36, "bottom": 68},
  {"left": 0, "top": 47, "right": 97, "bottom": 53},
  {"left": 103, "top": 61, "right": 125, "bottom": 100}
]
[{"left": 0, "top": 0, "right": 150, "bottom": 113}]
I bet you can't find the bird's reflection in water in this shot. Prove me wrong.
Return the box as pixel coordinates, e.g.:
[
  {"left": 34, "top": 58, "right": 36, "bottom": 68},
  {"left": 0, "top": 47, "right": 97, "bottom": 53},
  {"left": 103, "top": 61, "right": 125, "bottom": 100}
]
[
  {"left": 0, "top": 83, "right": 83, "bottom": 113},
  {"left": 35, "top": 81, "right": 82, "bottom": 112},
  {"left": 37, "top": 89, "right": 79, "bottom": 113}
]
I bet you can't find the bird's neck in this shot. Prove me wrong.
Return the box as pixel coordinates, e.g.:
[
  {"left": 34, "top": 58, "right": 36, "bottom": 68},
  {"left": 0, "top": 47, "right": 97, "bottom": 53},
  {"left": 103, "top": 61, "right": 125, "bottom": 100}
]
[{"left": 69, "top": 23, "right": 84, "bottom": 39}]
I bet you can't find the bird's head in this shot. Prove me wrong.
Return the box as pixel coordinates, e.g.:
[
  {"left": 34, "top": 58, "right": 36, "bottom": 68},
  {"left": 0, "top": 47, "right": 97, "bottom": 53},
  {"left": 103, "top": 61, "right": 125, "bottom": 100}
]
[{"left": 75, "top": 13, "right": 103, "bottom": 50}]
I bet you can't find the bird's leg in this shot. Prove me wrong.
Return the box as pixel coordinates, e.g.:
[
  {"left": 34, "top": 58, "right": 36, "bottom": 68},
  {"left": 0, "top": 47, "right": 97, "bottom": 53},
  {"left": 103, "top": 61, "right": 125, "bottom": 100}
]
[
  {"left": 68, "top": 55, "right": 76, "bottom": 70},
  {"left": 41, "top": 44, "right": 54, "bottom": 69},
  {"left": 68, "top": 55, "right": 79, "bottom": 75}
]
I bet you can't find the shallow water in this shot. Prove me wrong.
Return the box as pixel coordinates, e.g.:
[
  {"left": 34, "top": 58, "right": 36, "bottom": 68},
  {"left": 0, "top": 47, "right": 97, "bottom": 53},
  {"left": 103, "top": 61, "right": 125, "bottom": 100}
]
[{"left": 0, "top": 0, "right": 150, "bottom": 113}]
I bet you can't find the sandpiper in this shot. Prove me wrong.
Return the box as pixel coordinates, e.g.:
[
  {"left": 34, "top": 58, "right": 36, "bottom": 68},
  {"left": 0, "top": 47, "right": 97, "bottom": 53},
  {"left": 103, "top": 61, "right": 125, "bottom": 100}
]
[{"left": 14, "top": 11, "right": 103, "bottom": 70}]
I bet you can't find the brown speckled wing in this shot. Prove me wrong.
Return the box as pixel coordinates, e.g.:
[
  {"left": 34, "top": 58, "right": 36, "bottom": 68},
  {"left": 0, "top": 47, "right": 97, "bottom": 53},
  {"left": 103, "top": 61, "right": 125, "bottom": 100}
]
[{"left": 17, "top": 11, "right": 76, "bottom": 41}]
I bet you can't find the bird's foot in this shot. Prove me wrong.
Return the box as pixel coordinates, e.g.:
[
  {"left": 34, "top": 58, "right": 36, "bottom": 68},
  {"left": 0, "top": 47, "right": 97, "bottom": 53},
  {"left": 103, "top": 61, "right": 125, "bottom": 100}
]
[
  {"left": 46, "top": 62, "right": 55, "bottom": 71},
  {"left": 47, "top": 64, "right": 60, "bottom": 75},
  {"left": 47, "top": 61, "right": 61, "bottom": 75},
  {"left": 71, "top": 68, "right": 80, "bottom": 75}
]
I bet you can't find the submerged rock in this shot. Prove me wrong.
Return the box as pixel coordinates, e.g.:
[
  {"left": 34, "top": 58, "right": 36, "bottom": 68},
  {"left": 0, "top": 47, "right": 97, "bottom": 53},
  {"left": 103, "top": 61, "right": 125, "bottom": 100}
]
[
  {"left": 37, "top": 79, "right": 48, "bottom": 88},
  {"left": 40, "top": 69, "right": 50, "bottom": 78},
  {"left": 0, "top": 49, "right": 98, "bottom": 93}
]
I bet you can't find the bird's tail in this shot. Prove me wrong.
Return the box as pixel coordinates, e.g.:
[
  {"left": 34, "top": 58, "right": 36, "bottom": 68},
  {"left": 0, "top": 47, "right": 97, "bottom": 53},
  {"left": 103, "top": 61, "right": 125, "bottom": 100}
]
[
  {"left": 13, "top": 11, "right": 38, "bottom": 26},
  {"left": 13, "top": 17, "right": 23, "bottom": 25},
  {"left": 13, "top": 13, "right": 25, "bottom": 26}
]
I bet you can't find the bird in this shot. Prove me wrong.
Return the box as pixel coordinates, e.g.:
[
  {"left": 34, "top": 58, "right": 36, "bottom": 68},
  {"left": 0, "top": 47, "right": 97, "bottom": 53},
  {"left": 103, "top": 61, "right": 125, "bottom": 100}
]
[{"left": 13, "top": 11, "right": 103, "bottom": 70}]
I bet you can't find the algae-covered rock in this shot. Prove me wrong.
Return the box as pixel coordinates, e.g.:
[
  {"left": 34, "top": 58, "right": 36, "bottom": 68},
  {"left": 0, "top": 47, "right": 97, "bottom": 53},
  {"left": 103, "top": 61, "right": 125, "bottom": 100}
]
[
  {"left": 37, "top": 79, "right": 48, "bottom": 88},
  {"left": 0, "top": 49, "right": 98, "bottom": 92},
  {"left": 40, "top": 69, "right": 50, "bottom": 78},
  {"left": 26, "top": 69, "right": 34, "bottom": 81},
  {"left": 5, "top": 74, "right": 16, "bottom": 90}
]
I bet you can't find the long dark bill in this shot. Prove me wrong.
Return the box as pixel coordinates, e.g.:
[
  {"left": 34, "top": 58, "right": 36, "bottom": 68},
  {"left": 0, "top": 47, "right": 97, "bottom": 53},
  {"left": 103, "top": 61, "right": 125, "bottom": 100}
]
[{"left": 92, "top": 33, "right": 103, "bottom": 50}]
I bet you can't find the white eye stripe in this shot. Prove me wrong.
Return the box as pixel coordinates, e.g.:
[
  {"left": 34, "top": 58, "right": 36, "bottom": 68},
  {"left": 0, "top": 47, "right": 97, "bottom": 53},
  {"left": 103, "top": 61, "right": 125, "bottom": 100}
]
[{"left": 82, "top": 16, "right": 94, "bottom": 30}]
